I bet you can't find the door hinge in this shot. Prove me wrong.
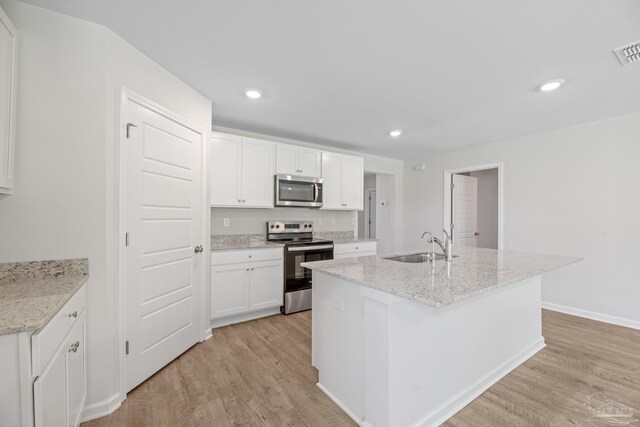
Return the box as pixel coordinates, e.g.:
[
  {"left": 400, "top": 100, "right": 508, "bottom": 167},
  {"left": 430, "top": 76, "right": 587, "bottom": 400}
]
[
  {"left": 450, "top": 182, "right": 455, "bottom": 190},
  {"left": 125, "top": 232, "right": 129, "bottom": 246},
  {"left": 126, "top": 123, "right": 137, "bottom": 139},
  {"left": 451, "top": 223, "right": 455, "bottom": 230},
  {"left": 125, "top": 340, "right": 129, "bottom": 355}
]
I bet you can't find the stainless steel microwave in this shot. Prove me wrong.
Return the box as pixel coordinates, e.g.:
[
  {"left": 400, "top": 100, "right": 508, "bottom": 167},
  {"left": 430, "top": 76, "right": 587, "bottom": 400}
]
[{"left": 274, "top": 174, "right": 323, "bottom": 208}]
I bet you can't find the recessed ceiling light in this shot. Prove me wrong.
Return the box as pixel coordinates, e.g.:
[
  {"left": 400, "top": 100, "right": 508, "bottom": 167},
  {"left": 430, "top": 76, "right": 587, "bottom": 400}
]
[
  {"left": 538, "top": 79, "right": 565, "bottom": 92},
  {"left": 245, "top": 89, "right": 262, "bottom": 99},
  {"left": 389, "top": 129, "right": 403, "bottom": 137}
]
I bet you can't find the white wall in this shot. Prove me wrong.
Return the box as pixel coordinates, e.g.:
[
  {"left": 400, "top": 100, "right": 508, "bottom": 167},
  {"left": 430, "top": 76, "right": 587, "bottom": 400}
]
[
  {"left": 213, "top": 126, "right": 405, "bottom": 250},
  {"left": 211, "top": 207, "right": 355, "bottom": 235},
  {"left": 375, "top": 173, "right": 395, "bottom": 254},
  {"left": 404, "top": 112, "right": 640, "bottom": 326},
  {"left": 0, "top": 0, "right": 211, "bottom": 418},
  {"left": 469, "top": 169, "right": 498, "bottom": 249}
]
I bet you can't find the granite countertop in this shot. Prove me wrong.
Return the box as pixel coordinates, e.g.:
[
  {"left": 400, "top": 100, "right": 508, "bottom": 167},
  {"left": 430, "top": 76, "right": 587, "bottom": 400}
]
[
  {"left": 211, "top": 234, "right": 284, "bottom": 252},
  {"left": 0, "top": 259, "right": 89, "bottom": 336},
  {"left": 301, "top": 247, "right": 581, "bottom": 308}
]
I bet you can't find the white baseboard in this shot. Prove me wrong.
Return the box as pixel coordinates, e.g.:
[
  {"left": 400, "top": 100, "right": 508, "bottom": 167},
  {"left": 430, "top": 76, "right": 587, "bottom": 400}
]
[
  {"left": 316, "top": 383, "right": 365, "bottom": 426},
  {"left": 81, "top": 392, "right": 122, "bottom": 422},
  {"left": 542, "top": 302, "right": 640, "bottom": 331},
  {"left": 211, "top": 307, "right": 281, "bottom": 329},
  {"left": 201, "top": 328, "right": 213, "bottom": 341},
  {"left": 413, "top": 337, "right": 546, "bottom": 427}
]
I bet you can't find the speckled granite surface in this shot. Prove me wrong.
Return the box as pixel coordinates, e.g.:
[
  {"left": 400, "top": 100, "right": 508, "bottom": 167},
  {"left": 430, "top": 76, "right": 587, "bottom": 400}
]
[
  {"left": 0, "top": 259, "right": 88, "bottom": 336},
  {"left": 314, "top": 231, "right": 377, "bottom": 244},
  {"left": 211, "top": 234, "right": 284, "bottom": 252},
  {"left": 302, "top": 247, "right": 581, "bottom": 308}
]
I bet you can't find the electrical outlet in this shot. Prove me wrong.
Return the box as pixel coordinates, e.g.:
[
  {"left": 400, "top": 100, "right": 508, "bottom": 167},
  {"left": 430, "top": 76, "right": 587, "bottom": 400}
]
[{"left": 223, "top": 218, "right": 230, "bottom": 227}]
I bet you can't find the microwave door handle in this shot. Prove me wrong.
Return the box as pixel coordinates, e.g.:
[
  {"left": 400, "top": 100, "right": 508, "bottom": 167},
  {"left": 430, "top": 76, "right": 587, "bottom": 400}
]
[{"left": 313, "top": 183, "right": 319, "bottom": 203}]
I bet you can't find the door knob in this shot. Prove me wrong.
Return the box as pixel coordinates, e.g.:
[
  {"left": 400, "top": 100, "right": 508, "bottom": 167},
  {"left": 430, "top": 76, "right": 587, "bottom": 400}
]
[
  {"left": 474, "top": 232, "right": 480, "bottom": 236},
  {"left": 194, "top": 245, "right": 204, "bottom": 253}
]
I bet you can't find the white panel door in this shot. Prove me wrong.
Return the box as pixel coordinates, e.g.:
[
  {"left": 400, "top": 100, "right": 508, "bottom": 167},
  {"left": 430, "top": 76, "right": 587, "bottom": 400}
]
[
  {"left": 452, "top": 174, "right": 478, "bottom": 248},
  {"left": 249, "top": 260, "right": 283, "bottom": 311},
  {"left": 241, "top": 137, "right": 274, "bottom": 207},
  {"left": 210, "top": 135, "right": 241, "bottom": 206},
  {"left": 276, "top": 143, "right": 298, "bottom": 175},
  {"left": 321, "top": 152, "right": 343, "bottom": 209},
  {"left": 124, "top": 98, "right": 203, "bottom": 393},
  {"left": 341, "top": 155, "right": 364, "bottom": 210},
  {"left": 211, "top": 263, "right": 250, "bottom": 319},
  {"left": 298, "top": 147, "right": 321, "bottom": 177}
]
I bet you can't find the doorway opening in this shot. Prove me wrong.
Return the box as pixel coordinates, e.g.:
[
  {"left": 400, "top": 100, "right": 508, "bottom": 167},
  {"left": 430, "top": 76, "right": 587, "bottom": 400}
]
[
  {"left": 357, "top": 172, "right": 395, "bottom": 254},
  {"left": 443, "top": 163, "right": 503, "bottom": 250}
]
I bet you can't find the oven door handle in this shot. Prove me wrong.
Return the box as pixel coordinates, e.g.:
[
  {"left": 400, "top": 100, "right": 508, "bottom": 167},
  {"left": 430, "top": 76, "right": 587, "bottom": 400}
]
[{"left": 287, "top": 244, "right": 334, "bottom": 252}]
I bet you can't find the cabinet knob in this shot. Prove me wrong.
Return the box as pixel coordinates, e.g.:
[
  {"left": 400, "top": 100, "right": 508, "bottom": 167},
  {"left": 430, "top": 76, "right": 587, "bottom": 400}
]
[
  {"left": 69, "top": 311, "right": 78, "bottom": 318},
  {"left": 246, "top": 268, "right": 250, "bottom": 271},
  {"left": 251, "top": 268, "right": 255, "bottom": 271},
  {"left": 242, "top": 199, "right": 246, "bottom": 203},
  {"left": 238, "top": 199, "right": 241, "bottom": 203},
  {"left": 355, "top": 247, "right": 359, "bottom": 250}
]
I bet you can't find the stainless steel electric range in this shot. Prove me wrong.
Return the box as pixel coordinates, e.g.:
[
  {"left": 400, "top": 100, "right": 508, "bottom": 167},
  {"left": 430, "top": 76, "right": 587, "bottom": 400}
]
[{"left": 266, "top": 221, "right": 334, "bottom": 314}]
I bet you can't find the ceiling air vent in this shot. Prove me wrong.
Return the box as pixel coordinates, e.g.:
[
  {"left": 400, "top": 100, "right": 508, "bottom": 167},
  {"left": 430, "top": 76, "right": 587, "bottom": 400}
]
[{"left": 614, "top": 41, "right": 640, "bottom": 66}]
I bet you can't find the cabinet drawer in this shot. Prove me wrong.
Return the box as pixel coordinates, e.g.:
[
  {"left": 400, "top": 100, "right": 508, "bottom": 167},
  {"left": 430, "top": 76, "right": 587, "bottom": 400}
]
[
  {"left": 32, "top": 284, "right": 86, "bottom": 376},
  {"left": 211, "top": 247, "right": 283, "bottom": 266},
  {"left": 333, "top": 241, "right": 377, "bottom": 255}
]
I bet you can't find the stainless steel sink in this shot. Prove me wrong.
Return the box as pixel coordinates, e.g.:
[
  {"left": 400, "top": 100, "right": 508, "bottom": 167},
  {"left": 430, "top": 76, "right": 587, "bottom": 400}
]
[{"left": 384, "top": 253, "right": 459, "bottom": 263}]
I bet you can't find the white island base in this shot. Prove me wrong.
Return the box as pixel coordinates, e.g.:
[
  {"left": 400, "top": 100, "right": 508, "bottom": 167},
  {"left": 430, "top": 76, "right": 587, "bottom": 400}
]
[{"left": 312, "top": 271, "right": 545, "bottom": 427}]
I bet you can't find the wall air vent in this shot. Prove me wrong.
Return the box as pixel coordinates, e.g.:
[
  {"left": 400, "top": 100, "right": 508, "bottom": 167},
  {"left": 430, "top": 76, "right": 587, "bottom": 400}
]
[{"left": 614, "top": 41, "right": 640, "bottom": 66}]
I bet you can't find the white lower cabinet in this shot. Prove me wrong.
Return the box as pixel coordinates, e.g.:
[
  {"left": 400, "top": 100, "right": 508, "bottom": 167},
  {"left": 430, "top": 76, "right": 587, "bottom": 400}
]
[
  {"left": 0, "top": 283, "right": 87, "bottom": 427},
  {"left": 33, "top": 311, "right": 86, "bottom": 427},
  {"left": 333, "top": 241, "right": 377, "bottom": 259},
  {"left": 211, "top": 248, "right": 283, "bottom": 326}
]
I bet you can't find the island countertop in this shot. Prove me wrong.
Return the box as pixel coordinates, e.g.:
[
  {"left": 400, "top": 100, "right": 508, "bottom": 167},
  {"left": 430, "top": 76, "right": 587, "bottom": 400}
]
[{"left": 301, "top": 247, "right": 581, "bottom": 308}]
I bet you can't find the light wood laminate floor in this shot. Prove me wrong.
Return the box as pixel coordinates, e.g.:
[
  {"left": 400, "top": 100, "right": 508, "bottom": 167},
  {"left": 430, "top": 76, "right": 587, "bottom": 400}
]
[{"left": 84, "top": 310, "right": 640, "bottom": 426}]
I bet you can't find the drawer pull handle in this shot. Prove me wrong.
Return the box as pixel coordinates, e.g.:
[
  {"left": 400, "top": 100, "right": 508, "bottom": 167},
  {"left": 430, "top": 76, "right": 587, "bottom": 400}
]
[
  {"left": 69, "top": 311, "right": 78, "bottom": 318},
  {"left": 68, "top": 341, "right": 80, "bottom": 353}
]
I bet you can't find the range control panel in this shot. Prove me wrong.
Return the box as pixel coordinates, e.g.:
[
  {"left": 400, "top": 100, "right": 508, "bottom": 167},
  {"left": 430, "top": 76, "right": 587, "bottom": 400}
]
[{"left": 267, "top": 221, "right": 313, "bottom": 233}]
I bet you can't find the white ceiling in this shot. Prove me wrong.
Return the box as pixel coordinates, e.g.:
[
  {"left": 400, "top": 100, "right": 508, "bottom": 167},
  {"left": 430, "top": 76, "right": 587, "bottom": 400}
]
[{"left": 20, "top": 0, "right": 640, "bottom": 159}]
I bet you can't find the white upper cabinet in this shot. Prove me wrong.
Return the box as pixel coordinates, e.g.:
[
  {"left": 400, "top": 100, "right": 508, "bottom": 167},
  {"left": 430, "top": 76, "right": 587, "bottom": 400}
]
[
  {"left": 275, "top": 143, "right": 321, "bottom": 177},
  {"left": 321, "top": 152, "right": 364, "bottom": 210},
  {"left": 210, "top": 133, "right": 274, "bottom": 208},
  {"left": 0, "top": 6, "right": 17, "bottom": 195}
]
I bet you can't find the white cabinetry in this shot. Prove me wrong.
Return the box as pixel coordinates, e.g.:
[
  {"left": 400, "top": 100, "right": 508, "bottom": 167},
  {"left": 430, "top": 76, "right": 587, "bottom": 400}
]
[
  {"left": 0, "top": 283, "right": 87, "bottom": 427},
  {"left": 321, "top": 152, "right": 364, "bottom": 210},
  {"left": 211, "top": 248, "right": 283, "bottom": 327},
  {"left": 276, "top": 143, "right": 322, "bottom": 177},
  {"left": 334, "top": 241, "right": 377, "bottom": 259},
  {"left": 210, "top": 133, "right": 274, "bottom": 208},
  {"left": 0, "top": 5, "right": 17, "bottom": 194}
]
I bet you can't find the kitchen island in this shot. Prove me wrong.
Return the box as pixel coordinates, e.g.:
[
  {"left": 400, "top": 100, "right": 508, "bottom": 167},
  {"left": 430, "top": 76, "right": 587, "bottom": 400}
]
[{"left": 302, "top": 247, "right": 580, "bottom": 427}]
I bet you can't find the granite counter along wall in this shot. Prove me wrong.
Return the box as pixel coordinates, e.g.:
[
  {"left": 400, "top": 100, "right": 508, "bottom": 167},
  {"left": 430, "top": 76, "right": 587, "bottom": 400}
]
[{"left": 0, "top": 258, "right": 89, "bottom": 285}]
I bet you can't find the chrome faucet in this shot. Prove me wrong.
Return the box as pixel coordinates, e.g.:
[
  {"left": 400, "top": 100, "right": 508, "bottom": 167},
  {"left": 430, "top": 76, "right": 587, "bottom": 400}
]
[{"left": 421, "top": 229, "right": 454, "bottom": 262}]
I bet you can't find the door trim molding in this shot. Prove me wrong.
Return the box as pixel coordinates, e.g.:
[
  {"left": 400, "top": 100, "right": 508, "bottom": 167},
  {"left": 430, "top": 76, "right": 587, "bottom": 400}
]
[
  {"left": 443, "top": 162, "right": 504, "bottom": 250},
  {"left": 115, "top": 87, "right": 209, "bottom": 405}
]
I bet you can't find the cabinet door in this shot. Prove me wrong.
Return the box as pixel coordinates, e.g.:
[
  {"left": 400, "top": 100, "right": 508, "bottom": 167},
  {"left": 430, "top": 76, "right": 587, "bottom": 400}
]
[
  {"left": 0, "top": 7, "right": 17, "bottom": 194},
  {"left": 298, "top": 147, "right": 321, "bottom": 177},
  {"left": 211, "top": 264, "right": 250, "bottom": 319},
  {"left": 341, "top": 155, "right": 364, "bottom": 210},
  {"left": 34, "top": 344, "right": 68, "bottom": 427},
  {"left": 249, "top": 260, "right": 283, "bottom": 311},
  {"left": 275, "top": 143, "right": 298, "bottom": 175},
  {"left": 210, "top": 135, "right": 241, "bottom": 206},
  {"left": 241, "top": 138, "right": 274, "bottom": 207},
  {"left": 66, "top": 314, "right": 86, "bottom": 427},
  {"left": 321, "top": 152, "right": 343, "bottom": 209}
]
